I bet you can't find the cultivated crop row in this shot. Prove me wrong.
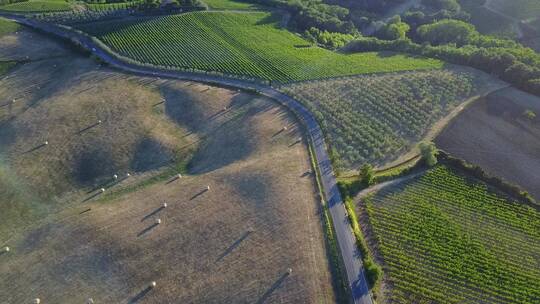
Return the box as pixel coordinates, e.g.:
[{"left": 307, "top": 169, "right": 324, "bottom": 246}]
[
  {"left": 281, "top": 70, "right": 478, "bottom": 169},
  {"left": 365, "top": 165, "right": 540, "bottom": 303},
  {"left": 74, "top": 11, "right": 442, "bottom": 82}
]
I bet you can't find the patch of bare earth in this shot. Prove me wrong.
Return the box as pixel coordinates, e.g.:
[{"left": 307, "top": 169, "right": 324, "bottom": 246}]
[
  {"left": 435, "top": 87, "right": 540, "bottom": 200},
  {"left": 0, "top": 28, "right": 337, "bottom": 303}
]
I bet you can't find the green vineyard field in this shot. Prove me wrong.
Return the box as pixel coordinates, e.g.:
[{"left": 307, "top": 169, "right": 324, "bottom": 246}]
[
  {"left": 74, "top": 11, "right": 443, "bottom": 82},
  {"left": 364, "top": 165, "right": 540, "bottom": 303},
  {"left": 281, "top": 69, "right": 485, "bottom": 169},
  {"left": 0, "top": 0, "right": 71, "bottom": 12}
]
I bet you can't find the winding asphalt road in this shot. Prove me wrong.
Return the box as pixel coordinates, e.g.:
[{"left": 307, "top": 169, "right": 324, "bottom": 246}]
[{"left": 1, "top": 14, "right": 373, "bottom": 304}]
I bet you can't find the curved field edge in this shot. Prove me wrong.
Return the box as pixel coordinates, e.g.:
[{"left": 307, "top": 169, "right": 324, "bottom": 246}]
[
  {"left": 72, "top": 11, "right": 443, "bottom": 83},
  {"left": 0, "top": 0, "right": 72, "bottom": 13},
  {"left": 358, "top": 163, "right": 540, "bottom": 303},
  {"left": 280, "top": 67, "right": 507, "bottom": 171}
]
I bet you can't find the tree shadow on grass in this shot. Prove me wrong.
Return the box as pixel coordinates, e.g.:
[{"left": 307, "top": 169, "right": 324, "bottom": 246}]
[
  {"left": 255, "top": 272, "right": 290, "bottom": 304},
  {"left": 215, "top": 230, "right": 253, "bottom": 262}
]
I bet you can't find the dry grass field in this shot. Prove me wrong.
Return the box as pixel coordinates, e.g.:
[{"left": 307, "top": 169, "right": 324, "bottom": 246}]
[
  {"left": 0, "top": 28, "right": 337, "bottom": 303},
  {"left": 436, "top": 87, "right": 540, "bottom": 200}
]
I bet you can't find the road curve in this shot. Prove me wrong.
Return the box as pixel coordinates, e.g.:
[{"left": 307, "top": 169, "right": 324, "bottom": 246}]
[{"left": 2, "top": 14, "right": 373, "bottom": 304}]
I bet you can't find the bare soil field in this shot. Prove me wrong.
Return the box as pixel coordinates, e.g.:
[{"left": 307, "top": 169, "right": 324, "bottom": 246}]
[
  {"left": 435, "top": 87, "right": 540, "bottom": 200},
  {"left": 0, "top": 28, "right": 337, "bottom": 303}
]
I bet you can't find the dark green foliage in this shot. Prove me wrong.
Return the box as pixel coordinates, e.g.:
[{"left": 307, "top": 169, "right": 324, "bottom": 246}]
[
  {"left": 304, "top": 27, "right": 356, "bottom": 49},
  {"left": 422, "top": 0, "right": 459, "bottom": 12},
  {"left": 419, "top": 141, "right": 438, "bottom": 167},
  {"left": 417, "top": 19, "right": 477, "bottom": 46},
  {"left": 360, "top": 163, "right": 375, "bottom": 186},
  {"left": 376, "top": 15, "right": 410, "bottom": 40}
]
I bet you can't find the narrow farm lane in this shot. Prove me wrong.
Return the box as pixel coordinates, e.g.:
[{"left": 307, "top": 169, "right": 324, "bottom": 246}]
[{"left": 1, "top": 13, "right": 373, "bottom": 304}]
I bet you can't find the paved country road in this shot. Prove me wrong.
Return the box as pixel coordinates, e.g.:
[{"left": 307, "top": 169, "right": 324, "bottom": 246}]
[{"left": 1, "top": 13, "right": 373, "bottom": 304}]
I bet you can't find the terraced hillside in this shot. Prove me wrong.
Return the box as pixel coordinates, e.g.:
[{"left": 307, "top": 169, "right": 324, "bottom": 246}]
[
  {"left": 360, "top": 165, "right": 540, "bottom": 303},
  {"left": 281, "top": 68, "right": 504, "bottom": 170},
  {"left": 74, "top": 11, "right": 443, "bottom": 83}
]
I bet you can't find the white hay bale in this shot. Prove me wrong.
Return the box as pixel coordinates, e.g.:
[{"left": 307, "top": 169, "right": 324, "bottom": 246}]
[
  {"left": 43, "top": 141, "right": 48, "bottom": 146},
  {"left": 97, "top": 120, "right": 102, "bottom": 124},
  {"left": 206, "top": 185, "right": 210, "bottom": 191},
  {"left": 287, "top": 268, "right": 292, "bottom": 274},
  {"left": 155, "top": 219, "right": 161, "bottom": 225},
  {"left": 33, "top": 298, "right": 40, "bottom": 304},
  {"left": 4, "top": 246, "right": 9, "bottom": 252},
  {"left": 11, "top": 99, "right": 16, "bottom": 103},
  {"left": 87, "top": 298, "right": 94, "bottom": 304},
  {"left": 177, "top": 173, "right": 182, "bottom": 179},
  {"left": 283, "top": 126, "right": 288, "bottom": 131},
  {"left": 113, "top": 174, "right": 118, "bottom": 180},
  {"left": 126, "top": 173, "right": 131, "bottom": 177},
  {"left": 162, "top": 203, "right": 167, "bottom": 208},
  {"left": 100, "top": 188, "right": 105, "bottom": 193},
  {"left": 150, "top": 281, "right": 157, "bottom": 288}
]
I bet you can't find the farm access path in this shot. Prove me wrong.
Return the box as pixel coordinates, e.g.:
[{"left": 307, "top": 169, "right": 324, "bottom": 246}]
[{"left": 1, "top": 13, "right": 373, "bottom": 304}]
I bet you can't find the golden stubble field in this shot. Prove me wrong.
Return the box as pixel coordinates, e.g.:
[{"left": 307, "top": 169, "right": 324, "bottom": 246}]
[{"left": 0, "top": 28, "right": 336, "bottom": 303}]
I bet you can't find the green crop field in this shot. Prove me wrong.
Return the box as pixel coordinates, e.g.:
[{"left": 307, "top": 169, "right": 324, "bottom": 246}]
[
  {"left": 0, "top": 17, "right": 20, "bottom": 36},
  {"left": 280, "top": 69, "right": 493, "bottom": 169},
  {"left": 203, "top": 0, "right": 260, "bottom": 10},
  {"left": 74, "top": 11, "right": 442, "bottom": 83},
  {"left": 0, "top": 0, "right": 71, "bottom": 12},
  {"left": 364, "top": 165, "right": 540, "bottom": 303}
]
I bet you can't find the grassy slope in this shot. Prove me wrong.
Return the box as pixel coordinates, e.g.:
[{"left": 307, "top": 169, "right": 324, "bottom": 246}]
[
  {"left": 488, "top": 0, "right": 540, "bottom": 20},
  {"left": 459, "top": 0, "right": 515, "bottom": 38},
  {"left": 0, "top": 18, "right": 20, "bottom": 76},
  {"left": 203, "top": 0, "right": 260, "bottom": 10},
  {"left": 281, "top": 68, "right": 499, "bottom": 170},
  {"left": 0, "top": 0, "right": 71, "bottom": 12},
  {"left": 363, "top": 164, "right": 540, "bottom": 303},
  {"left": 75, "top": 11, "right": 442, "bottom": 83}
]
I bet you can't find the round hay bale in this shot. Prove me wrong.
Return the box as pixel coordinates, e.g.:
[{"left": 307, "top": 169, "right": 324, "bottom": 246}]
[
  {"left": 206, "top": 185, "right": 210, "bottom": 191},
  {"left": 177, "top": 173, "right": 182, "bottom": 179},
  {"left": 162, "top": 203, "right": 167, "bottom": 208},
  {"left": 150, "top": 281, "right": 157, "bottom": 288},
  {"left": 97, "top": 120, "right": 102, "bottom": 124},
  {"left": 4, "top": 246, "right": 9, "bottom": 252},
  {"left": 287, "top": 268, "right": 292, "bottom": 274},
  {"left": 100, "top": 188, "right": 105, "bottom": 193},
  {"left": 87, "top": 298, "right": 94, "bottom": 304},
  {"left": 43, "top": 141, "right": 48, "bottom": 146},
  {"left": 283, "top": 126, "right": 288, "bottom": 131},
  {"left": 33, "top": 298, "right": 40, "bottom": 304},
  {"left": 155, "top": 219, "right": 161, "bottom": 225},
  {"left": 113, "top": 174, "right": 118, "bottom": 180},
  {"left": 126, "top": 173, "right": 131, "bottom": 177}
]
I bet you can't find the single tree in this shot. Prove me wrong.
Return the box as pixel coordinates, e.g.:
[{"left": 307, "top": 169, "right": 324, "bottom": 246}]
[
  {"left": 419, "top": 141, "right": 438, "bottom": 167},
  {"left": 360, "top": 163, "right": 375, "bottom": 186}
]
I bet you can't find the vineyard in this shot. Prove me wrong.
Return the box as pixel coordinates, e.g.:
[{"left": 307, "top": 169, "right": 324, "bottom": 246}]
[
  {"left": 363, "top": 165, "right": 540, "bottom": 303},
  {"left": 280, "top": 69, "right": 485, "bottom": 169},
  {"left": 0, "top": 0, "right": 71, "bottom": 12},
  {"left": 203, "top": 0, "right": 260, "bottom": 10},
  {"left": 74, "top": 11, "right": 442, "bottom": 82}
]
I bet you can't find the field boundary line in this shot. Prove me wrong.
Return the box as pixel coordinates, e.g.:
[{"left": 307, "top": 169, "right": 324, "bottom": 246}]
[{"left": 0, "top": 13, "right": 374, "bottom": 304}]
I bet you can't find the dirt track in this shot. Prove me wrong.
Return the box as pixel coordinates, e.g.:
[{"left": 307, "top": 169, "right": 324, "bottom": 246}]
[{"left": 436, "top": 87, "right": 540, "bottom": 200}]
